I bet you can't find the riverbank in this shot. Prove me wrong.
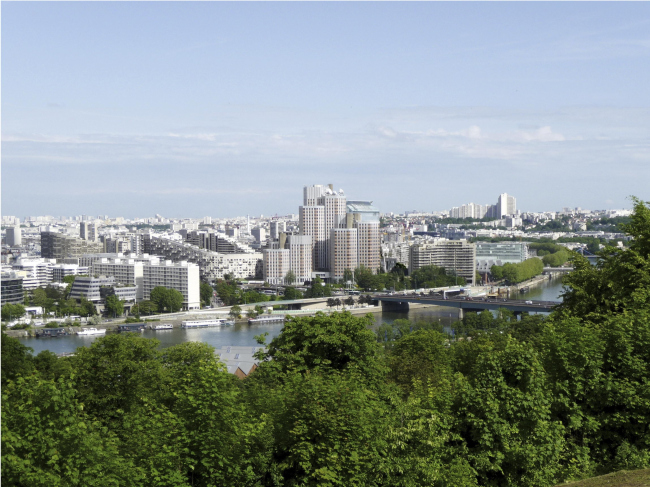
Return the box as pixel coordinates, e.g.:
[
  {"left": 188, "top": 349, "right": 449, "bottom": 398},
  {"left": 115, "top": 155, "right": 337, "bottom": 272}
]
[{"left": 511, "top": 273, "right": 553, "bottom": 294}]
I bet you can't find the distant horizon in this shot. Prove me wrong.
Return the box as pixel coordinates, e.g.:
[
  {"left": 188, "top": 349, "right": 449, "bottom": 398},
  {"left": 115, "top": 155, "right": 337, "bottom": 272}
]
[{"left": 2, "top": 2, "right": 648, "bottom": 217}]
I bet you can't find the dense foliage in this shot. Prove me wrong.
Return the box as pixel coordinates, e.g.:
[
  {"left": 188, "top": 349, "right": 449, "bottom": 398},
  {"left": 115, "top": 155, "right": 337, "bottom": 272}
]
[
  {"left": 490, "top": 257, "right": 544, "bottom": 283},
  {"left": 150, "top": 286, "right": 184, "bottom": 313},
  {"left": 3, "top": 198, "right": 649, "bottom": 486}
]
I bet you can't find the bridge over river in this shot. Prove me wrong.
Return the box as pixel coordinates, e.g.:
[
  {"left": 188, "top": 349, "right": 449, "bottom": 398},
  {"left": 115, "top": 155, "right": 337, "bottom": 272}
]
[{"left": 376, "top": 293, "right": 561, "bottom": 319}]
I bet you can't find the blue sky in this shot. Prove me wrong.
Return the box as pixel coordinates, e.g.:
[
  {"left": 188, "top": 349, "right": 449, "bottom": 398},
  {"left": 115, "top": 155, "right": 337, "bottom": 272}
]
[{"left": 2, "top": 2, "right": 649, "bottom": 218}]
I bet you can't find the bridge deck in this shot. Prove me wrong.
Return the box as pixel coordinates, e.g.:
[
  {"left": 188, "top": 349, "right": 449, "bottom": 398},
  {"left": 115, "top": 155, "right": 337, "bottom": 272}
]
[{"left": 376, "top": 294, "right": 560, "bottom": 313}]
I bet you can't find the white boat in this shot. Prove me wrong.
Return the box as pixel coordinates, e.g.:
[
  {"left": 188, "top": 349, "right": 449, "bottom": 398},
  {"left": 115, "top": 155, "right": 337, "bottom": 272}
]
[
  {"left": 181, "top": 319, "right": 231, "bottom": 329},
  {"left": 152, "top": 323, "right": 173, "bottom": 330},
  {"left": 76, "top": 327, "right": 106, "bottom": 336},
  {"left": 248, "top": 316, "right": 285, "bottom": 325}
]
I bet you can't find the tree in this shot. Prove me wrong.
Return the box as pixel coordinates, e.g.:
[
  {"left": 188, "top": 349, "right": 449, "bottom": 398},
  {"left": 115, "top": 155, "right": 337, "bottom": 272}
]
[
  {"left": 343, "top": 268, "right": 354, "bottom": 284},
  {"left": 229, "top": 305, "right": 242, "bottom": 320},
  {"left": 284, "top": 270, "right": 296, "bottom": 286},
  {"left": 131, "top": 300, "right": 158, "bottom": 317},
  {"left": 150, "top": 286, "right": 184, "bottom": 313},
  {"left": 104, "top": 295, "right": 124, "bottom": 318},
  {"left": 1, "top": 332, "right": 34, "bottom": 386},
  {"left": 2, "top": 373, "right": 135, "bottom": 486},
  {"left": 306, "top": 276, "right": 326, "bottom": 298},
  {"left": 327, "top": 297, "right": 336, "bottom": 309},
  {"left": 1, "top": 303, "right": 26, "bottom": 322},
  {"left": 79, "top": 296, "right": 97, "bottom": 317},
  {"left": 344, "top": 296, "right": 355, "bottom": 307},
  {"left": 559, "top": 197, "right": 650, "bottom": 322},
  {"left": 259, "top": 312, "right": 387, "bottom": 383},
  {"left": 200, "top": 282, "right": 213, "bottom": 307},
  {"left": 283, "top": 286, "right": 303, "bottom": 300}
]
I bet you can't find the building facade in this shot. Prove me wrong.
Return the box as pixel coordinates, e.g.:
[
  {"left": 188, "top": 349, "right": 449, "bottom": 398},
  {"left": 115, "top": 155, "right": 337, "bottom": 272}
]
[
  {"left": 329, "top": 228, "right": 358, "bottom": 282},
  {"left": 409, "top": 240, "right": 476, "bottom": 286},
  {"left": 142, "top": 260, "right": 200, "bottom": 310}
]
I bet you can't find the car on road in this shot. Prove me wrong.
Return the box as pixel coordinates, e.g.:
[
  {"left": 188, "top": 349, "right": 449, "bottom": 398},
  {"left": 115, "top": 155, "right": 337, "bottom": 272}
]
[{"left": 525, "top": 300, "right": 533, "bottom": 304}]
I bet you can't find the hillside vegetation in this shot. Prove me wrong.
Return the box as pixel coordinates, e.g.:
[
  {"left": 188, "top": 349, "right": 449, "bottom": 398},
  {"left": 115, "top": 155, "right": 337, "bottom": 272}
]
[
  {"left": 557, "top": 468, "right": 650, "bottom": 487},
  {"left": 2, "top": 197, "right": 650, "bottom": 486}
]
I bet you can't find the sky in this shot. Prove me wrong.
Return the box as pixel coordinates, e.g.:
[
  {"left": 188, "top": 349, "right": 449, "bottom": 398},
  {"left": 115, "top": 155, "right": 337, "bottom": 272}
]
[{"left": 2, "top": 2, "right": 649, "bottom": 219}]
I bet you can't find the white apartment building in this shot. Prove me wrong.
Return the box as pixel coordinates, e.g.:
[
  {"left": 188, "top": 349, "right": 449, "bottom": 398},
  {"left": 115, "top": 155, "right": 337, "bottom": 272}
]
[
  {"left": 409, "top": 240, "right": 476, "bottom": 286},
  {"left": 262, "top": 249, "right": 290, "bottom": 285},
  {"left": 497, "top": 193, "right": 517, "bottom": 218},
  {"left": 142, "top": 260, "right": 200, "bottom": 310},
  {"left": 287, "top": 234, "right": 312, "bottom": 285},
  {"left": 91, "top": 258, "right": 145, "bottom": 300},
  {"left": 319, "top": 190, "right": 347, "bottom": 270},
  {"left": 299, "top": 205, "right": 326, "bottom": 271},
  {"left": 68, "top": 276, "right": 137, "bottom": 303},
  {"left": 148, "top": 236, "right": 260, "bottom": 281},
  {"left": 355, "top": 221, "right": 380, "bottom": 273},
  {"left": 6, "top": 226, "right": 22, "bottom": 246},
  {"left": 330, "top": 228, "right": 358, "bottom": 282},
  {"left": 303, "top": 184, "right": 326, "bottom": 207}
]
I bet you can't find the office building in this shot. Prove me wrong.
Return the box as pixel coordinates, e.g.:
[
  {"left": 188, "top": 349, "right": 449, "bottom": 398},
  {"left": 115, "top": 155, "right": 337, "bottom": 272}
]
[
  {"left": 41, "top": 231, "right": 103, "bottom": 262},
  {"left": 475, "top": 242, "right": 528, "bottom": 274},
  {"left": 1, "top": 272, "right": 24, "bottom": 306}
]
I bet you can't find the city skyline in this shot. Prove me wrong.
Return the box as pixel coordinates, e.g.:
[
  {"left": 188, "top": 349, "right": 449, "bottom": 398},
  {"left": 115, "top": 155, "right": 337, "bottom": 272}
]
[{"left": 2, "top": 2, "right": 649, "bottom": 217}]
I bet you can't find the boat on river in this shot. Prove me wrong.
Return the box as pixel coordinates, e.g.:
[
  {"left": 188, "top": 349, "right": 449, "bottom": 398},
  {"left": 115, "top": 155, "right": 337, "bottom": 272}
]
[
  {"left": 248, "top": 316, "right": 285, "bottom": 325},
  {"left": 76, "top": 327, "right": 106, "bottom": 336},
  {"left": 181, "top": 319, "right": 233, "bottom": 328},
  {"left": 151, "top": 323, "right": 173, "bottom": 330}
]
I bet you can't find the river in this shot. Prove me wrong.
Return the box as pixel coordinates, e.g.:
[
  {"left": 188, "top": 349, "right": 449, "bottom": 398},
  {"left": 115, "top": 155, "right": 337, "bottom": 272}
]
[{"left": 19, "top": 276, "right": 567, "bottom": 356}]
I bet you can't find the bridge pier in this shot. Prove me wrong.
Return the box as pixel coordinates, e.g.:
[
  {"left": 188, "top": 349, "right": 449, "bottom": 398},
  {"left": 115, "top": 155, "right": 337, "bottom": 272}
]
[
  {"left": 381, "top": 300, "right": 410, "bottom": 312},
  {"left": 458, "top": 308, "right": 464, "bottom": 321}
]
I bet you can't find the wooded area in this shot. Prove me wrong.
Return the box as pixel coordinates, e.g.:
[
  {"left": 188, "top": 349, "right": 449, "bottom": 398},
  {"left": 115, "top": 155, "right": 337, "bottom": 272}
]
[{"left": 2, "top": 197, "right": 649, "bottom": 487}]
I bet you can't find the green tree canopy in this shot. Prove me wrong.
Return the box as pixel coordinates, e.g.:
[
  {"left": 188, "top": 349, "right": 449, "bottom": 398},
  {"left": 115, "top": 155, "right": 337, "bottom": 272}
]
[{"left": 150, "top": 286, "right": 184, "bottom": 313}]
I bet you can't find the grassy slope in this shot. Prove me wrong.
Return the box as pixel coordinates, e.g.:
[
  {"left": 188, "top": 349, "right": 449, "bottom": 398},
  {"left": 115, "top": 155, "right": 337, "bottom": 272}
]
[{"left": 557, "top": 469, "right": 650, "bottom": 487}]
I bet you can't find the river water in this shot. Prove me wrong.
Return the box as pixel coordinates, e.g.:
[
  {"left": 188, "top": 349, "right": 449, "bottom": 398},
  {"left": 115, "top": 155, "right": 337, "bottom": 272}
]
[{"left": 19, "top": 276, "right": 567, "bottom": 356}]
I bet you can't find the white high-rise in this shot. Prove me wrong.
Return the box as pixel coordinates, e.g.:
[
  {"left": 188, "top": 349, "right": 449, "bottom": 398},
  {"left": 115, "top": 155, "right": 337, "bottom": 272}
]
[
  {"left": 6, "top": 226, "right": 22, "bottom": 247},
  {"left": 262, "top": 249, "right": 290, "bottom": 285},
  {"left": 329, "top": 228, "right": 358, "bottom": 282},
  {"left": 299, "top": 205, "right": 326, "bottom": 271},
  {"left": 497, "top": 193, "right": 517, "bottom": 218},
  {"left": 303, "top": 184, "right": 326, "bottom": 206},
  {"left": 287, "top": 235, "right": 312, "bottom": 285}
]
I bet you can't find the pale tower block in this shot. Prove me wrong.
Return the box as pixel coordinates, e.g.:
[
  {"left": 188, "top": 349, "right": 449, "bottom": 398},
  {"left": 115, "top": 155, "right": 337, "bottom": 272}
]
[
  {"left": 287, "top": 234, "right": 312, "bottom": 285},
  {"left": 329, "top": 228, "right": 358, "bottom": 282},
  {"left": 299, "top": 205, "right": 326, "bottom": 271},
  {"left": 355, "top": 221, "right": 380, "bottom": 273},
  {"left": 262, "top": 249, "right": 290, "bottom": 285},
  {"left": 303, "top": 184, "right": 326, "bottom": 207}
]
